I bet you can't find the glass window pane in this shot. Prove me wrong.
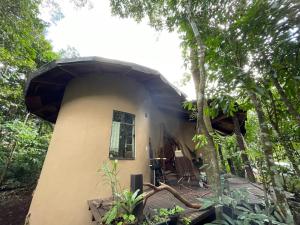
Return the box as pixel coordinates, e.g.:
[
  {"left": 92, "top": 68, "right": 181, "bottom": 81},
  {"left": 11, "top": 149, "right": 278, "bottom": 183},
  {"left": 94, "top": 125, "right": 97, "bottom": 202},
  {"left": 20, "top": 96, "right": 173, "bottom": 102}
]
[
  {"left": 124, "top": 124, "right": 132, "bottom": 136},
  {"left": 126, "top": 144, "right": 132, "bottom": 152},
  {"left": 109, "top": 110, "right": 135, "bottom": 159},
  {"left": 110, "top": 121, "right": 120, "bottom": 153},
  {"left": 124, "top": 113, "right": 134, "bottom": 124},
  {"left": 113, "top": 111, "right": 122, "bottom": 122},
  {"left": 127, "top": 137, "right": 132, "bottom": 144}
]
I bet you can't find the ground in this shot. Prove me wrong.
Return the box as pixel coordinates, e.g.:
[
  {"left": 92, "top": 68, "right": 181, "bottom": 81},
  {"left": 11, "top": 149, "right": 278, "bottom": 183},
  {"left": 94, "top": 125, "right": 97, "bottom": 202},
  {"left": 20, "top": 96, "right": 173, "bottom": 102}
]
[{"left": 0, "top": 186, "right": 33, "bottom": 225}]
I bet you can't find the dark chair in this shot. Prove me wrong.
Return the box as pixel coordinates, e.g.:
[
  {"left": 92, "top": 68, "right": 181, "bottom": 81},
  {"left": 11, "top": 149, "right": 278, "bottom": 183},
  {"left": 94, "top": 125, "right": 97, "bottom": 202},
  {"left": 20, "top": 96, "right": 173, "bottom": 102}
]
[{"left": 174, "top": 153, "right": 207, "bottom": 187}]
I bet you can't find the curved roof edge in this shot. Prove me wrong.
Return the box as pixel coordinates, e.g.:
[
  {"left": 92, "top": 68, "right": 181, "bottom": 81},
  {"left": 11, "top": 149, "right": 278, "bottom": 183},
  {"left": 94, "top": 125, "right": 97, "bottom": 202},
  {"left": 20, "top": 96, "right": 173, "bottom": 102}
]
[{"left": 25, "top": 56, "right": 188, "bottom": 123}]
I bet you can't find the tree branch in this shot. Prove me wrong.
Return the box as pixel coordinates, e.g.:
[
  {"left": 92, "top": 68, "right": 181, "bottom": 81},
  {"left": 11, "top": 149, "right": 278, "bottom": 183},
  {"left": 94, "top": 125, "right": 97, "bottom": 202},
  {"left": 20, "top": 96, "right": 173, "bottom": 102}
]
[{"left": 143, "top": 183, "right": 203, "bottom": 209}]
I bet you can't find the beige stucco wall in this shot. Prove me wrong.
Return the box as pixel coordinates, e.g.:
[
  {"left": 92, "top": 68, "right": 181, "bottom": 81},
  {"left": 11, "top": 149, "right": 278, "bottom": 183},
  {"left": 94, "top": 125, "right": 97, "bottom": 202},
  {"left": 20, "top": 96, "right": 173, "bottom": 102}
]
[{"left": 28, "top": 73, "right": 195, "bottom": 225}]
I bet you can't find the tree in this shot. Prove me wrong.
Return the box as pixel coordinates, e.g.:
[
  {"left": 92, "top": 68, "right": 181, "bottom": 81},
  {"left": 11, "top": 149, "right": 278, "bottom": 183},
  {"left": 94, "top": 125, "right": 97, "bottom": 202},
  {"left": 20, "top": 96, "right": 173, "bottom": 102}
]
[
  {"left": 0, "top": 0, "right": 58, "bottom": 187},
  {"left": 109, "top": 0, "right": 222, "bottom": 192},
  {"left": 109, "top": 0, "right": 298, "bottom": 222},
  {"left": 202, "top": 0, "right": 298, "bottom": 222},
  {"left": 232, "top": 115, "right": 256, "bottom": 182},
  {"left": 59, "top": 45, "right": 80, "bottom": 58}
]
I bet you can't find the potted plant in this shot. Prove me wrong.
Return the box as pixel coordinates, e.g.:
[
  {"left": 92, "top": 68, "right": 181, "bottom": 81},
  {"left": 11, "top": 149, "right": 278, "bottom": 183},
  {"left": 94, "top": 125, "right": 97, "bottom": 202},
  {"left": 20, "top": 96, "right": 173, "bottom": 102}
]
[{"left": 102, "top": 189, "right": 143, "bottom": 225}]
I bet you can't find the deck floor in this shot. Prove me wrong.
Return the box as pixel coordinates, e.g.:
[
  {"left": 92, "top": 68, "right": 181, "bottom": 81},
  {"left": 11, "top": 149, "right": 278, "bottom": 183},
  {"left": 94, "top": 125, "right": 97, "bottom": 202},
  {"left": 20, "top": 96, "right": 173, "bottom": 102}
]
[
  {"left": 88, "top": 176, "right": 266, "bottom": 225},
  {"left": 144, "top": 176, "right": 265, "bottom": 224},
  {"left": 144, "top": 185, "right": 214, "bottom": 224}
]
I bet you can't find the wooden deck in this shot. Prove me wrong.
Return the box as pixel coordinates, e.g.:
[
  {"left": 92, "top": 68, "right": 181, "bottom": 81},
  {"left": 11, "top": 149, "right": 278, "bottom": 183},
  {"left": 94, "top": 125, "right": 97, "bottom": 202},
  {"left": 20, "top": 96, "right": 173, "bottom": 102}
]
[
  {"left": 144, "top": 184, "right": 215, "bottom": 224},
  {"left": 144, "top": 177, "right": 264, "bottom": 224},
  {"left": 88, "top": 176, "right": 265, "bottom": 225}
]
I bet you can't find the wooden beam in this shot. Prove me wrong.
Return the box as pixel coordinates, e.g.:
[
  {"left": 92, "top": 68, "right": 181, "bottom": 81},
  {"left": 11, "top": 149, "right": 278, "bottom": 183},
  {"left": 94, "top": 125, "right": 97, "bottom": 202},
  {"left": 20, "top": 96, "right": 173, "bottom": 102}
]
[
  {"left": 87, "top": 200, "right": 102, "bottom": 224},
  {"left": 32, "top": 80, "right": 66, "bottom": 86}
]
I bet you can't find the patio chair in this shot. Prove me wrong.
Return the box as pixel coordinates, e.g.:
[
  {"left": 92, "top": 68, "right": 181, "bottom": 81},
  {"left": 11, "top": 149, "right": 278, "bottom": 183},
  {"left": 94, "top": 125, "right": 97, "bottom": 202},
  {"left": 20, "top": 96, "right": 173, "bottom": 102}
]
[{"left": 174, "top": 150, "right": 207, "bottom": 187}]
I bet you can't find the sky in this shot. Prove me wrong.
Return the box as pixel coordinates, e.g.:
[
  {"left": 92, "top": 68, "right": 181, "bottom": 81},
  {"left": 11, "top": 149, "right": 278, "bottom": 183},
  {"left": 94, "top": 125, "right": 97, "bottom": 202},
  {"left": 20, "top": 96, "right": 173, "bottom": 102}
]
[{"left": 41, "top": 0, "right": 195, "bottom": 99}]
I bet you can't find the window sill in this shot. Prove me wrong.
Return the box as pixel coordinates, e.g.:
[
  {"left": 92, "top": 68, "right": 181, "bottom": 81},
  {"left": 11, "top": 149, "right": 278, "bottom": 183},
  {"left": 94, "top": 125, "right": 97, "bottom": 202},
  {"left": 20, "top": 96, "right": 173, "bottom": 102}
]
[{"left": 109, "top": 157, "right": 136, "bottom": 160}]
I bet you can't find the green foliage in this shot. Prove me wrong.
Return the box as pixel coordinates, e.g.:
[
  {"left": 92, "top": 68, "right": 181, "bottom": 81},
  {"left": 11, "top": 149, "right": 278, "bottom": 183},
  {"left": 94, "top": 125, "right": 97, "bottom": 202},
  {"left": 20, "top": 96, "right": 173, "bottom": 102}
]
[
  {"left": 101, "top": 161, "right": 142, "bottom": 225},
  {"left": 199, "top": 189, "right": 286, "bottom": 225},
  {"left": 58, "top": 45, "right": 80, "bottom": 58},
  {"left": 117, "top": 189, "right": 144, "bottom": 214},
  {"left": 182, "top": 216, "right": 192, "bottom": 225},
  {"left": 103, "top": 204, "right": 120, "bottom": 225},
  {"left": 244, "top": 111, "right": 264, "bottom": 161},
  {"left": 285, "top": 177, "right": 300, "bottom": 195},
  {"left": 212, "top": 133, "right": 244, "bottom": 176},
  {"left": 102, "top": 160, "right": 121, "bottom": 199},
  {"left": 120, "top": 214, "right": 136, "bottom": 224},
  {"left": 0, "top": 0, "right": 59, "bottom": 70},
  {"left": 0, "top": 0, "right": 61, "bottom": 188},
  {"left": 0, "top": 118, "right": 51, "bottom": 185},
  {"left": 151, "top": 206, "right": 184, "bottom": 224},
  {"left": 108, "top": 2, "right": 299, "bottom": 221},
  {"left": 192, "top": 134, "right": 208, "bottom": 150},
  {"left": 183, "top": 101, "right": 196, "bottom": 112}
]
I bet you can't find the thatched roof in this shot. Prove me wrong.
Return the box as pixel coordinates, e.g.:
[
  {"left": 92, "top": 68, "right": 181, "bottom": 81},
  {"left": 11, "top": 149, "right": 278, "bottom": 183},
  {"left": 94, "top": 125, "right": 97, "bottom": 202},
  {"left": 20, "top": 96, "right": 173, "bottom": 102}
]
[{"left": 25, "top": 56, "right": 246, "bottom": 135}]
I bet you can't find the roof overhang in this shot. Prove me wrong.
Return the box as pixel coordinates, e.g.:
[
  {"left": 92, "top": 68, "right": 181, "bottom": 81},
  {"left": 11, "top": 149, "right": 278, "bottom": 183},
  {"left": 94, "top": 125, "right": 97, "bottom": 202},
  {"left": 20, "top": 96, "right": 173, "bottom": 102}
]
[
  {"left": 211, "top": 111, "right": 247, "bottom": 135},
  {"left": 25, "top": 57, "right": 187, "bottom": 123},
  {"left": 25, "top": 56, "right": 247, "bottom": 136}
]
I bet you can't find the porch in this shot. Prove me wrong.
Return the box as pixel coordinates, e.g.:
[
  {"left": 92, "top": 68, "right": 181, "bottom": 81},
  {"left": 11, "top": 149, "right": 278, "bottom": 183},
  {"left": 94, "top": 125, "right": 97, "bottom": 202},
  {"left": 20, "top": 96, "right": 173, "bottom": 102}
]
[{"left": 88, "top": 176, "right": 264, "bottom": 225}]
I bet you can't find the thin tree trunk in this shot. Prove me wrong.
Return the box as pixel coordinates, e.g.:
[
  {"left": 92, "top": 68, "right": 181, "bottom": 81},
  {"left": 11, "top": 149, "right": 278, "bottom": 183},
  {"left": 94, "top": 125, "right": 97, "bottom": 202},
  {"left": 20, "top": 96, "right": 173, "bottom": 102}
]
[
  {"left": 271, "top": 75, "right": 300, "bottom": 126},
  {"left": 232, "top": 115, "right": 256, "bottom": 182},
  {"left": 0, "top": 113, "right": 30, "bottom": 187},
  {"left": 266, "top": 91, "right": 300, "bottom": 177},
  {"left": 249, "top": 92, "right": 294, "bottom": 224},
  {"left": 189, "top": 21, "right": 221, "bottom": 195},
  {"left": 227, "top": 158, "right": 236, "bottom": 175},
  {"left": 218, "top": 145, "right": 226, "bottom": 172},
  {"left": 0, "top": 142, "right": 17, "bottom": 186},
  {"left": 232, "top": 145, "right": 245, "bottom": 178}
]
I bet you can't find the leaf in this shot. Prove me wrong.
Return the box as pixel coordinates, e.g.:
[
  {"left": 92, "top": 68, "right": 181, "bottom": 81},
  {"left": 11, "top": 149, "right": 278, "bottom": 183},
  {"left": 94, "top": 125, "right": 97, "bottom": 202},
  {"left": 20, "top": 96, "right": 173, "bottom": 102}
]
[
  {"left": 235, "top": 206, "right": 250, "bottom": 212},
  {"left": 103, "top": 205, "right": 118, "bottom": 224}
]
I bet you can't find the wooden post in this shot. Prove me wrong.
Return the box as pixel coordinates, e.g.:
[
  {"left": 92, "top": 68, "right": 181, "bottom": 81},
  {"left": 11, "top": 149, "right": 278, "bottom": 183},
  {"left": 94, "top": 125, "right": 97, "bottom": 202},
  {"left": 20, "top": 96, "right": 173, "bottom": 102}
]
[{"left": 130, "top": 174, "right": 143, "bottom": 221}]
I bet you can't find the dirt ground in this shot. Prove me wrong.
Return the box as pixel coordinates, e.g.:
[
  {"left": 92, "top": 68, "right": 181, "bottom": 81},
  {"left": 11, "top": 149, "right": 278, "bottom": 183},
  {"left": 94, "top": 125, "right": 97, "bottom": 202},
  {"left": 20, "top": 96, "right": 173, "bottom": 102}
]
[{"left": 0, "top": 187, "right": 33, "bottom": 225}]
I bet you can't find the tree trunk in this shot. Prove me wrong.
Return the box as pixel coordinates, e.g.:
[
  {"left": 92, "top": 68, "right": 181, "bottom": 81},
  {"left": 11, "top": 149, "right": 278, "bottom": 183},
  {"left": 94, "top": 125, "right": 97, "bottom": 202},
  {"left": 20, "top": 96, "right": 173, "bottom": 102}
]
[
  {"left": 218, "top": 145, "right": 227, "bottom": 172},
  {"left": 232, "top": 115, "right": 256, "bottom": 182},
  {"left": 227, "top": 158, "right": 236, "bottom": 175},
  {"left": 189, "top": 19, "right": 221, "bottom": 195},
  {"left": 266, "top": 92, "right": 300, "bottom": 177},
  {"left": 249, "top": 92, "right": 294, "bottom": 224},
  {"left": 0, "top": 113, "right": 30, "bottom": 187},
  {"left": 0, "top": 142, "right": 17, "bottom": 186},
  {"left": 271, "top": 75, "right": 300, "bottom": 126}
]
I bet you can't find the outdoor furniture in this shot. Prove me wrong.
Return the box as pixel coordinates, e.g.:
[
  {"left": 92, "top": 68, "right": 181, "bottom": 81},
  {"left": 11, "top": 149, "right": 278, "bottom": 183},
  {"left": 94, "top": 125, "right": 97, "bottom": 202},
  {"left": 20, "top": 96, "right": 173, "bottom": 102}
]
[
  {"left": 149, "top": 157, "right": 167, "bottom": 185},
  {"left": 175, "top": 156, "right": 197, "bottom": 183},
  {"left": 174, "top": 150, "right": 206, "bottom": 186}
]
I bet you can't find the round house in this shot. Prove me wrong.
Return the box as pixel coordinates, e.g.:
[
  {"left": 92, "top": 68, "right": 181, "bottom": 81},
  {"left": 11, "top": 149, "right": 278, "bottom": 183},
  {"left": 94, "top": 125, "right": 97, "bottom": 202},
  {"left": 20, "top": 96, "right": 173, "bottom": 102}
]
[{"left": 25, "top": 57, "right": 196, "bottom": 225}]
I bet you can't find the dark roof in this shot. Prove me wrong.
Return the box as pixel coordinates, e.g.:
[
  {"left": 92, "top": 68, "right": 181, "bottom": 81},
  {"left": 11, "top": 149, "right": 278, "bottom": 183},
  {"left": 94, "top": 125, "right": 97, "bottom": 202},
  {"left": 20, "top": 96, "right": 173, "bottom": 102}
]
[
  {"left": 211, "top": 111, "right": 247, "bottom": 135},
  {"left": 25, "top": 56, "right": 246, "bottom": 135},
  {"left": 25, "top": 57, "right": 187, "bottom": 123}
]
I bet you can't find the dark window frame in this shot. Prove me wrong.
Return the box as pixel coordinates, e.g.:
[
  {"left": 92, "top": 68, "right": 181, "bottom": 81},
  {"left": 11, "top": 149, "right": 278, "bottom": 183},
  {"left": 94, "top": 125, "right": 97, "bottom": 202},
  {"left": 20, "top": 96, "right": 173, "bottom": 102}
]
[{"left": 109, "top": 110, "right": 135, "bottom": 160}]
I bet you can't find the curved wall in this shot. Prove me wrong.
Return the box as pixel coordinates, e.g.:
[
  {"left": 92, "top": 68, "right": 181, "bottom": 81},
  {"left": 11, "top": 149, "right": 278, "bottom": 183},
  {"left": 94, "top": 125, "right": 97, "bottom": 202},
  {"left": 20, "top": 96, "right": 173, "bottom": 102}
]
[{"left": 28, "top": 73, "right": 195, "bottom": 225}]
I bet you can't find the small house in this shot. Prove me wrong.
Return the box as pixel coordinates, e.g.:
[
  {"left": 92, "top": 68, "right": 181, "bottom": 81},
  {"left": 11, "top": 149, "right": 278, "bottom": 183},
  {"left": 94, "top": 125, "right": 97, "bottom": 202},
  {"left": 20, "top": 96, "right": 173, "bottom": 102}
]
[
  {"left": 25, "top": 57, "right": 198, "bottom": 225},
  {"left": 25, "top": 57, "right": 246, "bottom": 225}
]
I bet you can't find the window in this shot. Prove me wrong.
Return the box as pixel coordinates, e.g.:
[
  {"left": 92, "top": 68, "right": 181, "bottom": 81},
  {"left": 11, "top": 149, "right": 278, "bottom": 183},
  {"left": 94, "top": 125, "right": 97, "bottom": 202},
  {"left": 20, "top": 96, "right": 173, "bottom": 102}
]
[{"left": 109, "top": 110, "right": 135, "bottom": 159}]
